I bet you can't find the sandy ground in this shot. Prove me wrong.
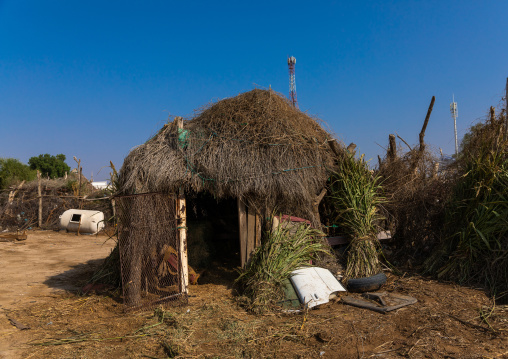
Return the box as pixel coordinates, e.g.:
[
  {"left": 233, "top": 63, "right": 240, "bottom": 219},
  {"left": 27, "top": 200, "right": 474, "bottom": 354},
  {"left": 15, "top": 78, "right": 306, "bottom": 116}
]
[
  {"left": 0, "top": 230, "right": 116, "bottom": 358},
  {"left": 0, "top": 230, "right": 507, "bottom": 359}
]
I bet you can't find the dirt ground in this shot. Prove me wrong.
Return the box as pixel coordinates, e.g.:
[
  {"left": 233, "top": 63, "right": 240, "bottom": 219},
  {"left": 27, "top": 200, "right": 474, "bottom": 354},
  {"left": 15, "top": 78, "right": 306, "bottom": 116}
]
[{"left": 1, "top": 231, "right": 507, "bottom": 359}]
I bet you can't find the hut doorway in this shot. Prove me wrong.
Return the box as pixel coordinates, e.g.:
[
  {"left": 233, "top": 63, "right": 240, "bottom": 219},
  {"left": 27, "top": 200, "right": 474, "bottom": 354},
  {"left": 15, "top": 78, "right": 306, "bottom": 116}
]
[{"left": 186, "top": 193, "right": 241, "bottom": 281}]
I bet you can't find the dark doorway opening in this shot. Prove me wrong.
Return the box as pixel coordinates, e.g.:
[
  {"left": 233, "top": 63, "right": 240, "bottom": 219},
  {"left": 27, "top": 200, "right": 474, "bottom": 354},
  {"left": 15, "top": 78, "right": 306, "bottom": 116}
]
[{"left": 186, "top": 192, "right": 240, "bottom": 284}]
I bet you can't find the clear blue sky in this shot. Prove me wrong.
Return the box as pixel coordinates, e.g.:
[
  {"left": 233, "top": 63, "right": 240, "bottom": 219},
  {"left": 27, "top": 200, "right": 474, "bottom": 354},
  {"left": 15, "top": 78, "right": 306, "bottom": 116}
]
[{"left": 1, "top": 1, "right": 507, "bottom": 180}]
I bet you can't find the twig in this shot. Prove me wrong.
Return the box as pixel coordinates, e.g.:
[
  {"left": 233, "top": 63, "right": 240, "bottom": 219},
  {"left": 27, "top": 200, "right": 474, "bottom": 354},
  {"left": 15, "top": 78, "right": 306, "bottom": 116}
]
[
  {"left": 395, "top": 132, "right": 412, "bottom": 151},
  {"left": 406, "top": 338, "right": 421, "bottom": 356},
  {"left": 447, "top": 313, "right": 497, "bottom": 334},
  {"left": 30, "top": 333, "right": 153, "bottom": 346}
]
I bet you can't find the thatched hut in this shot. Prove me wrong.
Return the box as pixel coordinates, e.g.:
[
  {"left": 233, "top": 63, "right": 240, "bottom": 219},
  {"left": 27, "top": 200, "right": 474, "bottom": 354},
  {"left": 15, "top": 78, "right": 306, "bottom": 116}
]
[{"left": 118, "top": 89, "right": 340, "bottom": 270}]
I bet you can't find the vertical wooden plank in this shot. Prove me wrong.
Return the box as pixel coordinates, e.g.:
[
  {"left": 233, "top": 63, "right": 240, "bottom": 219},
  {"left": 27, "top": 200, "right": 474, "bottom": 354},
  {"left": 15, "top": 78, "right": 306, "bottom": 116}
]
[
  {"left": 237, "top": 198, "right": 247, "bottom": 267},
  {"left": 255, "top": 212, "right": 261, "bottom": 248},
  {"left": 247, "top": 205, "right": 256, "bottom": 264},
  {"left": 37, "top": 171, "right": 42, "bottom": 228}
]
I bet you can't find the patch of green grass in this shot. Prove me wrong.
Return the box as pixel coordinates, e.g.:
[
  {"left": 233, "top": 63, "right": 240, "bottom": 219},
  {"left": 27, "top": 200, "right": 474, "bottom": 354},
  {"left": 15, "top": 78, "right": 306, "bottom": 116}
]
[{"left": 236, "top": 224, "right": 331, "bottom": 312}]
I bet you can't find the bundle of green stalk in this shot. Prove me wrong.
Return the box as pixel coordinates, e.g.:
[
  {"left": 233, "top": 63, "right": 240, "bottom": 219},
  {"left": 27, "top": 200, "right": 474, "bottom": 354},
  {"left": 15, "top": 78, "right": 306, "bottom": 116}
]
[
  {"left": 329, "top": 153, "right": 384, "bottom": 280},
  {"left": 236, "top": 224, "right": 330, "bottom": 312},
  {"left": 426, "top": 119, "right": 508, "bottom": 299}
]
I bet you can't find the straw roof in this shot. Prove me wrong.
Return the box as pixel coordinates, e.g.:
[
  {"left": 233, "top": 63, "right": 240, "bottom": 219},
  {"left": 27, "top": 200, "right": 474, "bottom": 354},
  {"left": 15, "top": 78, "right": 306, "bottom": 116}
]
[{"left": 118, "top": 89, "right": 339, "bottom": 223}]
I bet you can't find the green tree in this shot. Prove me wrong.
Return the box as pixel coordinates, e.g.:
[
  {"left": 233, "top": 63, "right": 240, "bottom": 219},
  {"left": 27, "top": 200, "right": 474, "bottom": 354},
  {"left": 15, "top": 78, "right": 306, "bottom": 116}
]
[
  {"left": 28, "top": 153, "right": 71, "bottom": 179},
  {"left": 0, "top": 158, "right": 36, "bottom": 190}
]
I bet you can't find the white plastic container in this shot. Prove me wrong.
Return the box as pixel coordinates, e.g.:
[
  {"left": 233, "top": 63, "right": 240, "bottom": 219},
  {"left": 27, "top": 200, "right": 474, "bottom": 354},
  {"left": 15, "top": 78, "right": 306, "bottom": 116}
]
[{"left": 59, "top": 209, "right": 105, "bottom": 234}]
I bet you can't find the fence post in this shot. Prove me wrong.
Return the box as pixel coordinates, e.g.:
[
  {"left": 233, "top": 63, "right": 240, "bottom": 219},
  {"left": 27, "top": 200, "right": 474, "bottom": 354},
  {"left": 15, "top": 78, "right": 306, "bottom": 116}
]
[{"left": 37, "top": 170, "right": 42, "bottom": 228}]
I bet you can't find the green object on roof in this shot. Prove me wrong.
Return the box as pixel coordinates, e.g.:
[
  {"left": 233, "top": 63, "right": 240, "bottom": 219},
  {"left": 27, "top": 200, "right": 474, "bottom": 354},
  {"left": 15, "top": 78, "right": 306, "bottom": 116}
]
[{"left": 178, "top": 128, "right": 189, "bottom": 149}]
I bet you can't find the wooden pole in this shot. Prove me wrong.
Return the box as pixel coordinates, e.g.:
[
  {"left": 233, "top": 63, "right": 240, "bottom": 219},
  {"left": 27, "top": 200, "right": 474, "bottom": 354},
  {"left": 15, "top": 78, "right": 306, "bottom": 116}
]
[
  {"left": 73, "top": 157, "right": 81, "bottom": 197},
  {"left": 411, "top": 96, "right": 435, "bottom": 174},
  {"left": 37, "top": 171, "right": 42, "bottom": 228},
  {"left": 176, "top": 193, "right": 189, "bottom": 295},
  {"left": 175, "top": 117, "right": 189, "bottom": 295},
  {"left": 419, "top": 96, "right": 435, "bottom": 152},
  {"left": 79, "top": 167, "right": 83, "bottom": 208},
  {"left": 388, "top": 134, "right": 396, "bottom": 162}
]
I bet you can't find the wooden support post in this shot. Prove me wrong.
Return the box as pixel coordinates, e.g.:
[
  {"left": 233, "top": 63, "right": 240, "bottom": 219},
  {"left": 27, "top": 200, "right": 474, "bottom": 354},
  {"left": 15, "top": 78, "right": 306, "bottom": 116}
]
[
  {"left": 37, "top": 171, "right": 42, "bottom": 228},
  {"left": 176, "top": 193, "right": 189, "bottom": 295},
  {"left": 175, "top": 117, "right": 189, "bottom": 295},
  {"left": 237, "top": 199, "right": 248, "bottom": 267}
]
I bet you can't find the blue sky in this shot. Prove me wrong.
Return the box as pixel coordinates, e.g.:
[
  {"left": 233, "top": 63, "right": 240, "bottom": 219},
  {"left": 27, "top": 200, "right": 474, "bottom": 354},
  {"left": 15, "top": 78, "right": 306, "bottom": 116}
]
[{"left": 1, "top": 1, "right": 507, "bottom": 180}]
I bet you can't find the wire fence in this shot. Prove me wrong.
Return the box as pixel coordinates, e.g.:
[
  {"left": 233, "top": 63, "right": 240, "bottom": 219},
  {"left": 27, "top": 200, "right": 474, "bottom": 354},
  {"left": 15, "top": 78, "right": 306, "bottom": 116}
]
[
  {"left": 0, "top": 188, "right": 113, "bottom": 231},
  {"left": 117, "top": 192, "right": 188, "bottom": 311}
]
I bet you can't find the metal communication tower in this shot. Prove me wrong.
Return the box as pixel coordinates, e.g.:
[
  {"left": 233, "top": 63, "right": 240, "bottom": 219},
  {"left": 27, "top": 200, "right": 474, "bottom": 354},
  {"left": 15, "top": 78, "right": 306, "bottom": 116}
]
[
  {"left": 288, "top": 56, "right": 298, "bottom": 109},
  {"left": 450, "top": 95, "right": 458, "bottom": 156}
]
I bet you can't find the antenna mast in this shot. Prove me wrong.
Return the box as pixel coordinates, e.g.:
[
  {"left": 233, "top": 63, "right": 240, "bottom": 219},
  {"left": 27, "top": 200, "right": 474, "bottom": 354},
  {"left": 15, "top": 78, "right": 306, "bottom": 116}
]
[
  {"left": 287, "top": 56, "right": 298, "bottom": 109},
  {"left": 450, "top": 95, "right": 458, "bottom": 156}
]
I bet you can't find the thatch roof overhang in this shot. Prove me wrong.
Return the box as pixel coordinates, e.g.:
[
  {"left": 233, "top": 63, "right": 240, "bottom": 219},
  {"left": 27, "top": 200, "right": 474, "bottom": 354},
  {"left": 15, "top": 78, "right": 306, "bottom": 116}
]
[{"left": 118, "top": 89, "right": 340, "bottom": 224}]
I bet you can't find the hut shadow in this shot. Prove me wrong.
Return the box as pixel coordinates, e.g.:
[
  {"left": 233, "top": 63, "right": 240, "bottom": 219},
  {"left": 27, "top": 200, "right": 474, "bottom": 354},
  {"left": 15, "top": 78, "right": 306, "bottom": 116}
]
[{"left": 43, "top": 259, "right": 122, "bottom": 303}]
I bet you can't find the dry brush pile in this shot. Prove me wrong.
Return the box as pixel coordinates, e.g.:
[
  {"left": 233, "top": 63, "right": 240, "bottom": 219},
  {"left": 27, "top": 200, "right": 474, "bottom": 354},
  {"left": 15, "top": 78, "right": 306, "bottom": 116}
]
[
  {"left": 426, "top": 109, "right": 508, "bottom": 300},
  {"left": 377, "top": 98, "right": 451, "bottom": 264},
  {"left": 378, "top": 98, "right": 508, "bottom": 301}
]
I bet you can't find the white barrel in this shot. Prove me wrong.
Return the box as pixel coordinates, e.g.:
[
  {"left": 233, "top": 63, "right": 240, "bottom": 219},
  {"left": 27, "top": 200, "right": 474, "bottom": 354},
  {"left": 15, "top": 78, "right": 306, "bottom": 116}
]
[{"left": 59, "top": 209, "right": 105, "bottom": 234}]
